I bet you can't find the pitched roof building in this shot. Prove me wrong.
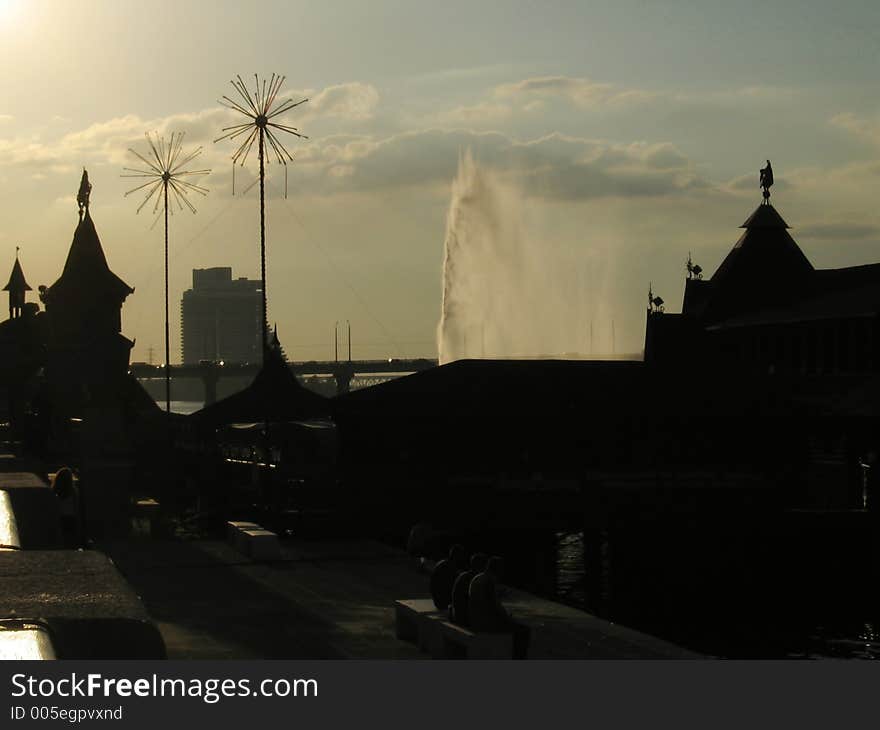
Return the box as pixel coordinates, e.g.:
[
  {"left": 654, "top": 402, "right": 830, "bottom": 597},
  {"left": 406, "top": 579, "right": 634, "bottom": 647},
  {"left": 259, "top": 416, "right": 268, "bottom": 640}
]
[
  {"left": 3, "top": 250, "right": 31, "bottom": 319},
  {"left": 43, "top": 208, "right": 134, "bottom": 345},
  {"left": 42, "top": 171, "right": 135, "bottom": 412},
  {"left": 645, "top": 195, "right": 880, "bottom": 376}
]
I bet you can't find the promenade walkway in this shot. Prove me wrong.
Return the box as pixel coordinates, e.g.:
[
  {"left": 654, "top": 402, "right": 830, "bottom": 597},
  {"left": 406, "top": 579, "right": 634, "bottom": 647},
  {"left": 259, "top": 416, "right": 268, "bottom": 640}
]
[{"left": 106, "top": 537, "right": 699, "bottom": 659}]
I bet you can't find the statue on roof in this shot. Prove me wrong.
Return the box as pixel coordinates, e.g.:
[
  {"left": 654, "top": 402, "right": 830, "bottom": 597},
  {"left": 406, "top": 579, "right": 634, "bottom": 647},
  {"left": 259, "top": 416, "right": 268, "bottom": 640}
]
[
  {"left": 76, "top": 168, "right": 91, "bottom": 219},
  {"left": 759, "top": 160, "right": 773, "bottom": 203}
]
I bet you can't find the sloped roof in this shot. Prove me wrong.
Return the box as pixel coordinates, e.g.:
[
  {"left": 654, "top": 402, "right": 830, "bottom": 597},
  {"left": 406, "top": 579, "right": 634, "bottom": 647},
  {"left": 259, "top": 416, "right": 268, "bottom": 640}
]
[
  {"left": 700, "top": 203, "right": 813, "bottom": 323},
  {"left": 335, "top": 358, "right": 644, "bottom": 412},
  {"left": 192, "top": 344, "right": 329, "bottom": 427},
  {"left": 707, "top": 284, "right": 880, "bottom": 330},
  {"left": 45, "top": 211, "right": 133, "bottom": 306},
  {"left": 813, "top": 262, "right": 880, "bottom": 291},
  {"left": 712, "top": 204, "right": 812, "bottom": 283},
  {"left": 739, "top": 204, "right": 790, "bottom": 230},
  {"left": 706, "top": 260, "right": 880, "bottom": 330},
  {"left": 3, "top": 256, "right": 31, "bottom": 293}
]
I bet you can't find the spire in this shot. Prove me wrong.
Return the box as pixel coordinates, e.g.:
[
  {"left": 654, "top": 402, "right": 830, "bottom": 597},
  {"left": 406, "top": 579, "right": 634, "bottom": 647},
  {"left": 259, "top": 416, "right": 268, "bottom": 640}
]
[
  {"left": 45, "top": 173, "right": 133, "bottom": 309},
  {"left": 3, "top": 247, "right": 31, "bottom": 319},
  {"left": 4, "top": 248, "right": 31, "bottom": 293},
  {"left": 47, "top": 208, "right": 133, "bottom": 306},
  {"left": 43, "top": 172, "right": 134, "bottom": 345},
  {"left": 268, "top": 322, "right": 288, "bottom": 362},
  {"left": 740, "top": 203, "right": 790, "bottom": 230},
  {"left": 700, "top": 178, "right": 812, "bottom": 323}
]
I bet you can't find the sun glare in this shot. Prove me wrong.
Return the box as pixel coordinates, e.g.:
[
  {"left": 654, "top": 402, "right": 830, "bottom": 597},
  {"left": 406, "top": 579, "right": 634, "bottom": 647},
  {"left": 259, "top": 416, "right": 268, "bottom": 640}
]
[{"left": 0, "top": 0, "right": 21, "bottom": 23}]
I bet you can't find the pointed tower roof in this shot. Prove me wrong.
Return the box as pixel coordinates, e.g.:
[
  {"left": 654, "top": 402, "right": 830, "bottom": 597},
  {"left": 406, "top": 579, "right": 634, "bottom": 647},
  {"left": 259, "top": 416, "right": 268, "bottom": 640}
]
[
  {"left": 3, "top": 252, "right": 31, "bottom": 293},
  {"left": 192, "top": 336, "right": 328, "bottom": 426},
  {"left": 739, "top": 203, "right": 790, "bottom": 229},
  {"left": 45, "top": 209, "right": 133, "bottom": 306},
  {"left": 700, "top": 202, "right": 813, "bottom": 323},
  {"left": 713, "top": 203, "right": 811, "bottom": 281}
]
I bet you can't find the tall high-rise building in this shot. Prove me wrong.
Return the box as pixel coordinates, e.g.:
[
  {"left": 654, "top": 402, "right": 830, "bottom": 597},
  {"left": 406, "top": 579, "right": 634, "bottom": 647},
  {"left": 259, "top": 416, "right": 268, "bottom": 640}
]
[{"left": 180, "top": 267, "right": 262, "bottom": 365}]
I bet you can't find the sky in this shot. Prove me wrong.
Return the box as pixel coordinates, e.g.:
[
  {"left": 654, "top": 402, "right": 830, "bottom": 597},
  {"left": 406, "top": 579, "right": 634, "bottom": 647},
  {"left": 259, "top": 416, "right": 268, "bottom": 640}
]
[{"left": 0, "top": 0, "right": 877, "bottom": 362}]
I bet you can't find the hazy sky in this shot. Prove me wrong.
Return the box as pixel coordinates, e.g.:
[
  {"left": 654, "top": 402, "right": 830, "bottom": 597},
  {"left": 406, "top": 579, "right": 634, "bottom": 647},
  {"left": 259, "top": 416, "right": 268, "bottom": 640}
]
[{"left": 0, "top": 0, "right": 878, "bottom": 361}]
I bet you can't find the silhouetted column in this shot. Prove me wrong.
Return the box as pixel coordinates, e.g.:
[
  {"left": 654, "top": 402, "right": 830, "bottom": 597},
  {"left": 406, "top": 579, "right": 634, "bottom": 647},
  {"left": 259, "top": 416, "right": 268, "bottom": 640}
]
[
  {"left": 202, "top": 363, "right": 220, "bottom": 406},
  {"left": 334, "top": 365, "right": 354, "bottom": 396}
]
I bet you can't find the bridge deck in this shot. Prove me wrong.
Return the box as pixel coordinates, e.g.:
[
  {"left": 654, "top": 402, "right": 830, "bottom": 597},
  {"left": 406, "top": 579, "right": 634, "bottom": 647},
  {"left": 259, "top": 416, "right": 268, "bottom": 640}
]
[{"left": 131, "top": 359, "right": 437, "bottom": 379}]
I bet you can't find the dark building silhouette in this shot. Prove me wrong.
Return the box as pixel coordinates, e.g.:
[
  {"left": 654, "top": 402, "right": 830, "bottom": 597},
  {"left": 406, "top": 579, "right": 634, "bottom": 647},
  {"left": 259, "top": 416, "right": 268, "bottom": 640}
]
[
  {"left": 329, "top": 185, "right": 880, "bottom": 534},
  {"left": 645, "top": 200, "right": 880, "bottom": 375},
  {"left": 0, "top": 251, "right": 45, "bottom": 428},
  {"left": 180, "top": 267, "right": 262, "bottom": 365},
  {"left": 4, "top": 251, "right": 31, "bottom": 319},
  {"left": 31, "top": 172, "right": 160, "bottom": 537},
  {"left": 41, "top": 172, "right": 135, "bottom": 414}
]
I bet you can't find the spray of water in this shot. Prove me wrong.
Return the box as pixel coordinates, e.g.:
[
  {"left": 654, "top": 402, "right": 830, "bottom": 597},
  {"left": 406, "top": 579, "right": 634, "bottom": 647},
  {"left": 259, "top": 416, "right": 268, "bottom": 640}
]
[{"left": 437, "top": 151, "right": 611, "bottom": 364}]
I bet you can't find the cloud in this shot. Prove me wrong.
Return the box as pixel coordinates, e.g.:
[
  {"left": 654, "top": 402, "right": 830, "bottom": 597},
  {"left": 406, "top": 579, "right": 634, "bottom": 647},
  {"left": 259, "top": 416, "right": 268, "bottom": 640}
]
[
  {"left": 784, "top": 160, "right": 880, "bottom": 191},
  {"left": 830, "top": 112, "right": 880, "bottom": 147},
  {"left": 726, "top": 171, "right": 791, "bottom": 193},
  {"left": 798, "top": 221, "right": 880, "bottom": 240},
  {"left": 0, "top": 108, "right": 232, "bottom": 173},
  {"left": 0, "top": 81, "right": 379, "bottom": 174},
  {"left": 438, "top": 102, "right": 513, "bottom": 125},
  {"left": 493, "top": 75, "right": 655, "bottom": 109},
  {"left": 0, "top": 75, "right": 715, "bottom": 205},
  {"left": 0, "top": 137, "right": 65, "bottom": 168},
  {"left": 302, "top": 129, "right": 704, "bottom": 201},
  {"left": 305, "top": 82, "right": 379, "bottom": 121},
  {"left": 683, "top": 85, "right": 799, "bottom": 106},
  {"left": 489, "top": 76, "right": 793, "bottom": 114}
]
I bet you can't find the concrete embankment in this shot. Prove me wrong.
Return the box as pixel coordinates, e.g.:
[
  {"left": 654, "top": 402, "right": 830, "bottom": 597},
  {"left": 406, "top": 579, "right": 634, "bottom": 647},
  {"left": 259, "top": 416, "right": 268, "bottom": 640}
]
[{"left": 0, "top": 463, "right": 165, "bottom": 659}]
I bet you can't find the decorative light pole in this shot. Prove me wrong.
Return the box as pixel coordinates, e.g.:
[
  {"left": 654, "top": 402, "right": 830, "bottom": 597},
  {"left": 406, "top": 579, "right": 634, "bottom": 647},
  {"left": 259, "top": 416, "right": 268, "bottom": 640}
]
[
  {"left": 214, "top": 74, "right": 308, "bottom": 360},
  {"left": 122, "top": 132, "right": 210, "bottom": 414}
]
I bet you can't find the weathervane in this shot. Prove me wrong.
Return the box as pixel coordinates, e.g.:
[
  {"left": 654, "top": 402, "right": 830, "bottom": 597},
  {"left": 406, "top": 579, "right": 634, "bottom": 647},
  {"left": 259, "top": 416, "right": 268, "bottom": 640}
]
[
  {"left": 122, "top": 131, "right": 211, "bottom": 415},
  {"left": 686, "top": 252, "right": 702, "bottom": 280},
  {"left": 215, "top": 73, "right": 308, "bottom": 358},
  {"left": 759, "top": 159, "right": 774, "bottom": 204},
  {"left": 648, "top": 282, "right": 664, "bottom": 314},
  {"left": 77, "top": 168, "right": 91, "bottom": 219}
]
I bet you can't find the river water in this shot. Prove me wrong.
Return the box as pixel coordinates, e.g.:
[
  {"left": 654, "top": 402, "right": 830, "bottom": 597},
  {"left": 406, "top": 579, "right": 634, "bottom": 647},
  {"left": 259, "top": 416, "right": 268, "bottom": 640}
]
[
  {"left": 554, "top": 530, "right": 880, "bottom": 659},
  {"left": 167, "top": 401, "right": 203, "bottom": 415}
]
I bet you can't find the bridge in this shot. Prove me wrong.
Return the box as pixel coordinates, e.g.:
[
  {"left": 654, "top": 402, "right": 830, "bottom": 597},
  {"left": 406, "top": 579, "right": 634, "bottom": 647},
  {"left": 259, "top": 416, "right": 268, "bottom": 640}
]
[{"left": 130, "top": 358, "right": 438, "bottom": 403}]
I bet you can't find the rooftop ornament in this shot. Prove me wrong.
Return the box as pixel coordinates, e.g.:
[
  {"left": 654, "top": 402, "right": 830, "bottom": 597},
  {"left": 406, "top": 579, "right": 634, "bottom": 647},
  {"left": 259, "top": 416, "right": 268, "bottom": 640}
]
[
  {"left": 122, "top": 132, "right": 211, "bottom": 415},
  {"left": 648, "top": 283, "right": 664, "bottom": 314},
  {"left": 686, "top": 252, "right": 703, "bottom": 280},
  {"left": 76, "top": 169, "right": 91, "bottom": 219},
  {"left": 759, "top": 159, "right": 774, "bottom": 204}
]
